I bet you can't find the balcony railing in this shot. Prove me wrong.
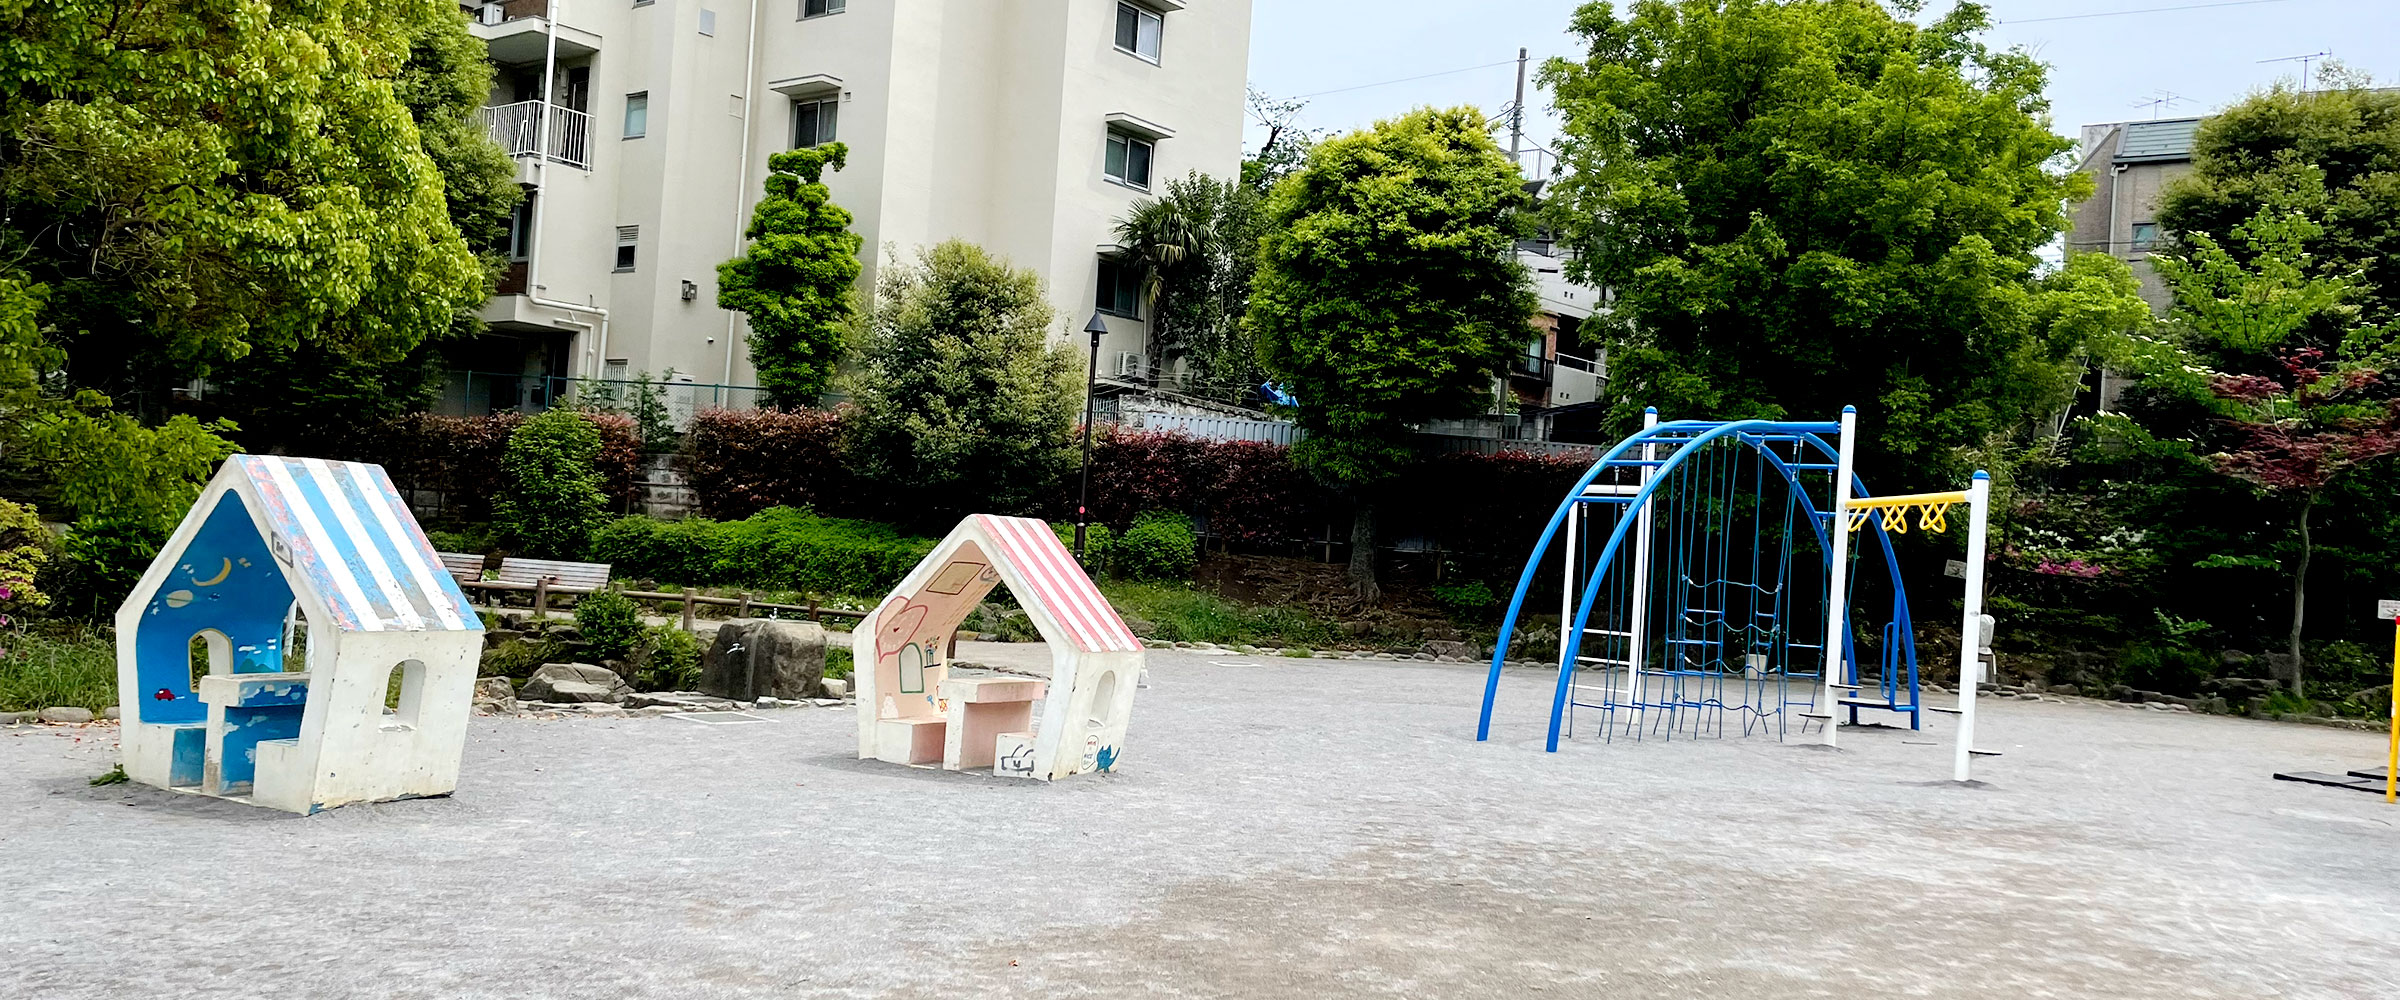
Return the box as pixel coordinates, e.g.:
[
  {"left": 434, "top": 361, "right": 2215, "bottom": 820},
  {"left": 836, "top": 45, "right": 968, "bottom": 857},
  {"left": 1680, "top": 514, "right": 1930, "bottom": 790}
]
[{"left": 478, "top": 101, "right": 590, "bottom": 169}]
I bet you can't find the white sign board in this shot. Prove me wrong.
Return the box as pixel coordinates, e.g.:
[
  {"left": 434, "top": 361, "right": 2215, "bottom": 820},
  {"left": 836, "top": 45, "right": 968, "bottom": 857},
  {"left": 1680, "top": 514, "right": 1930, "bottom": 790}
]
[
  {"left": 1943, "top": 559, "right": 1967, "bottom": 580},
  {"left": 2379, "top": 599, "right": 2400, "bottom": 620}
]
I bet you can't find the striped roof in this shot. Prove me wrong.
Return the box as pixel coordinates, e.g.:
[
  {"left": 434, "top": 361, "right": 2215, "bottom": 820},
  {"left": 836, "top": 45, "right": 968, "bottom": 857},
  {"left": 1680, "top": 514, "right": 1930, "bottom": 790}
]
[
  {"left": 971, "top": 514, "right": 1142, "bottom": 653},
  {"left": 232, "top": 455, "right": 482, "bottom": 633}
]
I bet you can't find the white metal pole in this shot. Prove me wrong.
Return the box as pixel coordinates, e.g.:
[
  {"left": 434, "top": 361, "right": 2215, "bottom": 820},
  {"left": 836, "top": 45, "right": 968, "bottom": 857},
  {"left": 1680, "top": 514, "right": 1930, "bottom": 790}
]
[
  {"left": 1953, "top": 471, "right": 1992, "bottom": 782},
  {"left": 1627, "top": 408, "right": 1659, "bottom": 710},
  {"left": 1559, "top": 493, "right": 1577, "bottom": 673},
  {"left": 1819, "top": 406, "right": 1858, "bottom": 747}
]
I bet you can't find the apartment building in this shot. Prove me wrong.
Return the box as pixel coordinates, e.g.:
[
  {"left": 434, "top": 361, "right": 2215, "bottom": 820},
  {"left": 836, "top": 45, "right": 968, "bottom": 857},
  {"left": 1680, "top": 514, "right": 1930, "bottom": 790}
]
[
  {"left": 2065, "top": 116, "right": 2201, "bottom": 313},
  {"left": 445, "top": 0, "right": 1252, "bottom": 413}
]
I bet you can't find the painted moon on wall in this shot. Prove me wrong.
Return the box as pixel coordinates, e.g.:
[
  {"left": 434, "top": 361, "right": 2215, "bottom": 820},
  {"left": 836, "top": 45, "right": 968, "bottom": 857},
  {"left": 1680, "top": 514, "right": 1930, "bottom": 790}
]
[
  {"left": 164, "top": 590, "right": 196, "bottom": 609},
  {"left": 192, "top": 557, "right": 233, "bottom": 587}
]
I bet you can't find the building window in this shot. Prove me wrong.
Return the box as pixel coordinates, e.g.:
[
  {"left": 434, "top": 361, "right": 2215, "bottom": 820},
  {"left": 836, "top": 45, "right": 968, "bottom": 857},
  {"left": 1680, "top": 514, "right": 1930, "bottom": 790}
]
[
  {"left": 2131, "top": 222, "right": 2160, "bottom": 250},
  {"left": 1096, "top": 258, "right": 1141, "bottom": 319},
  {"left": 803, "top": 0, "right": 845, "bottom": 17},
  {"left": 793, "top": 97, "right": 838, "bottom": 148},
  {"left": 503, "top": 196, "right": 536, "bottom": 261},
  {"left": 615, "top": 225, "right": 639, "bottom": 272},
  {"left": 1105, "top": 130, "right": 1153, "bottom": 189},
  {"left": 1114, "top": 2, "right": 1163, "bottom": 63},
  {"left": 623, "top": 92, "right": 648, "bottom": 139}
]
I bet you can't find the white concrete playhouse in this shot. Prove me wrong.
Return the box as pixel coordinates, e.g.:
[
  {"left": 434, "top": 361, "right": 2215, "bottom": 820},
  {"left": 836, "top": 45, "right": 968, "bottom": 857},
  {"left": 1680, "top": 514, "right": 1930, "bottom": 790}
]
[
  {"left": 854, "top": 515, "right": 1144, "bottom": 780},
  {"left": 114, "top": 456, "right": 484, "bottom": 814}
]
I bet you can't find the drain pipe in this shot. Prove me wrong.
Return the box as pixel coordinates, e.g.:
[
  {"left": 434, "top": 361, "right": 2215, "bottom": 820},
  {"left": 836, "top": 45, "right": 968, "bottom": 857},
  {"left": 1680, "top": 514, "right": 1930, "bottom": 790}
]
[
  {"left": 521, "top": 0, "right": 609, "bottom": 382},
  {"left": 715, "top": 0, "right": 763, "bottom": 383}
]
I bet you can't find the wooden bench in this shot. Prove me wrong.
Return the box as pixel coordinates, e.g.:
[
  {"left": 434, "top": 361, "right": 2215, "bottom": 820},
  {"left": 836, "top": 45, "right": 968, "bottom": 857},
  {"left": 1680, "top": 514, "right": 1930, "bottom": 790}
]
[
  {"left": 434, "top": 551, "right": 486, "bottom": 583},
  {"left": 493, "top": 558, "right": 613, "bottom": 616}
]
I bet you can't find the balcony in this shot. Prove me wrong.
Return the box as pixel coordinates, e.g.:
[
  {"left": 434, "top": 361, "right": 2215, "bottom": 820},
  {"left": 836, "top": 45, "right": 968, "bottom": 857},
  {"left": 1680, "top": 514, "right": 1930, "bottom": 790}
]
[
  {"left": 480, "top": 101, "right": 591, "bottom": 170},
  {"left": 464, "top": 2, "right": 601, "bottom": 64}
]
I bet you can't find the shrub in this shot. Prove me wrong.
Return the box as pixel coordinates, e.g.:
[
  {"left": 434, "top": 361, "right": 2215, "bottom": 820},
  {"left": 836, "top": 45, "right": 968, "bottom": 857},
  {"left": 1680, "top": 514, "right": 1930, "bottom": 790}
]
[
  {"left": 588, "top": 508, "right": 934, "bottom": 597},
  {"left": 628, "top": 624, "right": 700, "bottom": 691},
  {"left": 680, "top": 407, "right": 854, "bottom": 520},
  {"left": 495, "top": 408, "right": 608, "bottom": 558},
  {"left": 1050, "top": 520, "right": 1114, "bottom": 576},
  {"left": 349, "top": 411, "right": 639, "bottom": 523},
  {"left": 25, "top": 397, "right": 237, "bottom": 610},
  {"left": 823, "top": 644, "right": 854, "bottom": 680},
  {"left": 1431, "top": 579, "right": 1498, "bottom": 615},
  {"left": 480, "top": 638, "right": 566, "bottom": 681},
  {"left": 0, "top": 498, "right": 55, "bottom": 623},
  {"left": 574, "top": 588, "right": 644, "bottom": 661},
  {"left": 1112, "top": 511, "right": 1197, "bottom": 582}
]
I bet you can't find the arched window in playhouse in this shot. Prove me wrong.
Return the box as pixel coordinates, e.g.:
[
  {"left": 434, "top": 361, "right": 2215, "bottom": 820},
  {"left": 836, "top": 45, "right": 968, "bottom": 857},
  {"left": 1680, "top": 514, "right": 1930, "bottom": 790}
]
[
  {"left": 282, "top": 601, "right": 311, "bottom": 672},
  {"left": 381, "top": 659, "right": 428, "bottom": 731},
  {"left": 1086, "top": 669, "right": 1119, "bottom": 729},
  {"left": 188, "top": 629, "right": 230, "bottom": 687}
]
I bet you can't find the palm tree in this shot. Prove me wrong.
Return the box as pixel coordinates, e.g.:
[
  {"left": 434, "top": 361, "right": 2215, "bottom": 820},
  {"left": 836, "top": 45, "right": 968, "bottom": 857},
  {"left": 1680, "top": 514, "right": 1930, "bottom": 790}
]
[{"left": 1111, "top": 191, "right": 1214, "bottom": 382}]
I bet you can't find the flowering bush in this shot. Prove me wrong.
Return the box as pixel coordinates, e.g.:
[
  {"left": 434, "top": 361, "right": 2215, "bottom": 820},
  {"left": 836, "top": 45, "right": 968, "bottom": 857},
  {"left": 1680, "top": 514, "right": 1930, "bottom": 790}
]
[{"left": 681, "top": 407, "right": 853, "bottom": 520}]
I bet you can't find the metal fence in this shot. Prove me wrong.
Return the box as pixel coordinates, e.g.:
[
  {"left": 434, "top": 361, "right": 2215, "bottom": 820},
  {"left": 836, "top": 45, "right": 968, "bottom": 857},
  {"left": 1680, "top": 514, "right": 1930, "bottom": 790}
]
[
  {"left": 442, "top": 371, "right": 769, "bottom": 424},
  {"left": 478, "top": 101, "right": 591, "bottom": 169},
  {"left": 1121, "top": 411, "right": 1303, "bottom": 446}
]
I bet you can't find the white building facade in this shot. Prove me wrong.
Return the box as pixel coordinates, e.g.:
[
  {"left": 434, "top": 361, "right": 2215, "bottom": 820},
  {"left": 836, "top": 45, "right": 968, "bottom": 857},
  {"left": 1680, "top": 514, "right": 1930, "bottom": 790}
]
[{"left": 449, "top": 0, "right": 1252, "bottom": 412}]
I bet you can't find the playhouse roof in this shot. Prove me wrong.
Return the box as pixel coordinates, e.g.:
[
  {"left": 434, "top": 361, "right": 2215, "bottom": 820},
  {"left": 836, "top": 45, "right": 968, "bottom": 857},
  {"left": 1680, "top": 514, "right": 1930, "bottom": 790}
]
[
  {"left": 177, "top": 456, "right": 481, "bottom": 633},
  {"left": 967, "top": 514, "right": 1142, "bottom": 653}
]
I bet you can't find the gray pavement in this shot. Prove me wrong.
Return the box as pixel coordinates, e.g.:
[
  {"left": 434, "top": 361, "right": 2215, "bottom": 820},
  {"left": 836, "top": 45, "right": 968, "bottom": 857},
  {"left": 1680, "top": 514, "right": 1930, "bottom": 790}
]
[{"left": 4, "top": 648, "right": 2397, "bottom": 999}]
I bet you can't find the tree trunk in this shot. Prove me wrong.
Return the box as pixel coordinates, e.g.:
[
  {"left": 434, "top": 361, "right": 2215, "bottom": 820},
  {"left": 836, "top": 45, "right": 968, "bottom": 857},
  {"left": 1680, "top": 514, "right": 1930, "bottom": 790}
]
[
  {"left": 1348, "top": 501, "right": 1381, "bottom": 605},
  {"left": 2286, "top": 491, "right": 2313, "bottom": 695}
]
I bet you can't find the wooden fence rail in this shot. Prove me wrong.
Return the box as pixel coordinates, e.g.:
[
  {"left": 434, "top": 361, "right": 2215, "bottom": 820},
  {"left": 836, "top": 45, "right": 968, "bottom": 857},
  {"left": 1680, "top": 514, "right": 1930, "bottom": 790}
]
[{"left": 455, "top": 578, "right": 868, "bottom": 628}]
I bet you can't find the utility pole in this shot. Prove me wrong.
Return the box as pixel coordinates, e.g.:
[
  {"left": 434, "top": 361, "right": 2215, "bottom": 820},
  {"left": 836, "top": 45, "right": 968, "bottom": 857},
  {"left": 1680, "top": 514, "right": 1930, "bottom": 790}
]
[{"left": 1509, "top": 46, "right": 1527, "bottom": 165}]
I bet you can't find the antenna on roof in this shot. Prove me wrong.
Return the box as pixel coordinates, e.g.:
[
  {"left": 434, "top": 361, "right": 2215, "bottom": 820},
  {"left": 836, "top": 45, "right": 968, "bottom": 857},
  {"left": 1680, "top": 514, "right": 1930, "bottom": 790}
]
[
  {"left": 2259, "top": 50, "right": 2332, "bottom": 92},
  {"left": 2129, "top": 90, "right": 2190, "bottom": 119}
]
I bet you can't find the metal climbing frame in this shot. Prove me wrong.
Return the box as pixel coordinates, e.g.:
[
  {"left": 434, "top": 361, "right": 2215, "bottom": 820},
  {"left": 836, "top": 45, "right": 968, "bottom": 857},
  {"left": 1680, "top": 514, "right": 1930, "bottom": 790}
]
[{"left": 1475, "top": 408, "right": 1923, "bottom": 752}]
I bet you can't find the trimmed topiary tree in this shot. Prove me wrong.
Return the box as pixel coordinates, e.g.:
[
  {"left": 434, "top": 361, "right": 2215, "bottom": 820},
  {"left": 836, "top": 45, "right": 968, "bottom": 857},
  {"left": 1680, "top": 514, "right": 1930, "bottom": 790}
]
[{"left": 719, "top": 143, "right": 862, "bottom": 407}]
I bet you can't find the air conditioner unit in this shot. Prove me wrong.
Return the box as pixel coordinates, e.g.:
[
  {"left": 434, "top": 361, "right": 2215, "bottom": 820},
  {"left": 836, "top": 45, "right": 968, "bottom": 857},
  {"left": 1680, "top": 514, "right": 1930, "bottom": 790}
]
[
  {"left": 1113, "top": 352, "right": 1147, "bottom": 379},
  {"left": 478, "top": 3, "right": 504, "bottom": 26}
]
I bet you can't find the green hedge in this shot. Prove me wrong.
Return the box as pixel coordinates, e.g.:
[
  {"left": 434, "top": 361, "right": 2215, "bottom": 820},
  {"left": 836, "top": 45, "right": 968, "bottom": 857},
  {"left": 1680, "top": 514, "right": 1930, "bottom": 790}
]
[{"left": 592, "top": 507, "right": 935, "bottom": 597}]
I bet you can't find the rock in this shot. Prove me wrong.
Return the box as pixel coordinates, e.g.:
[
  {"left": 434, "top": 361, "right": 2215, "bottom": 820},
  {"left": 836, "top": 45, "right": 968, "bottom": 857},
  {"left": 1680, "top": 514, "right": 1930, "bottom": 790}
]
[
  {"left": 2263, "top": 653, "right": 2301, "bottom": 691},
  {"left": 1421, "top": 640, "right": 1480, "bottom": 660},
  {"left": 1172, "top": 641, "right": 1194, "bottom": 648},
  {"left": 520, "top": 663, "right": 632, "bottom": 704},
  {"left": 811, "top": 698, "right": 844, "bottom": 707},
  {"left": 547, "top": 625, "right": 583, "bottom": 642},
  {"left": 103, "top": 706, "right": 121, "bottom": 720},
  {"left": 633, "top": 706, "right": 678, "bottom": 717},
  {"left": 499, "top": 612, "right": 532, "bottom": 630},
  {"left": 701, "top": 618, "right": 828, "bottom": 701},
  {"left": 578, "top": 703, "right": 626, "bottom": 717},
  {"left": 0, "top": 711, "right": 31, "bottom": 725},
  {"left": 2198, "top": 696, "right": 2231, "bottom": 714},
  {"left": 2169, "top": 704, "right": 2191, "bottom": 713},
  {"left": 37, "top": 706, "right": 94, "bottom": 724},
  {"left": 472, "top": 676, "right": 518, "bottom": 714},
  {"left": 821, "top": 678, "right": 849, "bottom": 699},
  {"left": 483, "top": 629, "right": 524, "bottom": 649}
]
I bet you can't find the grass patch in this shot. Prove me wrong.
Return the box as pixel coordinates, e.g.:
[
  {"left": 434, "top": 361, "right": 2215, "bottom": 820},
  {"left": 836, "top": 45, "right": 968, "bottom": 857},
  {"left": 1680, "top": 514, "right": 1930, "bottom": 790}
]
[
  {"left": 0, "top": 628, "right": 117, "bottom": 713},
  {"left": 1098, "top": 581, "right": 1337, "bottom": 649},
  {"left": 824, "top": 644, "right": 853, "bottom": 680}
]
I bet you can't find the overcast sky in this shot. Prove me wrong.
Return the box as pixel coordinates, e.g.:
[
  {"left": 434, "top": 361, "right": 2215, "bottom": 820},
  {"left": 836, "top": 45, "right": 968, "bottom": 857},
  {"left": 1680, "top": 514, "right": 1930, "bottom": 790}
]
[{"left": 1244, "top": 0, "right": 2400, "bottom": 173}]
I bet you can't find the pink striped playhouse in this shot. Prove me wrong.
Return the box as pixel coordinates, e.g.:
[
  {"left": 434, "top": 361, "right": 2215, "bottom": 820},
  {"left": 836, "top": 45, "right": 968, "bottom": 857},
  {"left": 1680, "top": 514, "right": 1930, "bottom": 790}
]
[{"left": 852, "top": 515, "right": 1144, "bottom": 780}]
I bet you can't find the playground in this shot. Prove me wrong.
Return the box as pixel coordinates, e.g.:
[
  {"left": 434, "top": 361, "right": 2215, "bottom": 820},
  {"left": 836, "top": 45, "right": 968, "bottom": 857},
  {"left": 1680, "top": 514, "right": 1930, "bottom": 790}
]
[{"left": 3, "top": 648, "right": 2396, "bottom": 999}]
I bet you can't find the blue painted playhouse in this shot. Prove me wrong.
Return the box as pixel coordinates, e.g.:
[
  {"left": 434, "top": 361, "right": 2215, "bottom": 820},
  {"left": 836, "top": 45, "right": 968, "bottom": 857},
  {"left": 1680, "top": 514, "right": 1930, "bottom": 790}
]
[{"left": 113, "top": 456, "right": 485, "bottom": 814}]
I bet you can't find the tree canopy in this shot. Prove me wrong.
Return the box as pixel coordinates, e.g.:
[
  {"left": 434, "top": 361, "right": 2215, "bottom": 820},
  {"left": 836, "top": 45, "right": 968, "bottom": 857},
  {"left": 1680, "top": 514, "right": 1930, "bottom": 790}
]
[
  {"left": 720, "top": 143, "right": 863, "bottom": 406},
  {"left": 1112, "top": 172, "right": 1263, "bottom": 403},
  {"left": 1541, "top": 0, "right": 2145, "bottom": 477},
  {"left": 2157, "top": 75, "right": 2400, "bottom": 331},
  {"left": 0, "top": 0, "right": 490, "bottom": 410},
  {"left": 841, "top": 242, "right": 1081, "bottom": 522},
  {"left": 1247, "top": 105, "right": 1537, "bottom": 598}
]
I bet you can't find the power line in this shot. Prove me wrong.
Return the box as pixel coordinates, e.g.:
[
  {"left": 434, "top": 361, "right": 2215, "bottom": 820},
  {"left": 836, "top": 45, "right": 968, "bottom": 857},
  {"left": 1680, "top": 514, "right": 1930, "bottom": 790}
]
[
  {"left": 1294, "top": 59, "right": 1518, "bottom": 99},
  {"left": 1996, "top": 0, "right": 2302, "bottom": 26}
]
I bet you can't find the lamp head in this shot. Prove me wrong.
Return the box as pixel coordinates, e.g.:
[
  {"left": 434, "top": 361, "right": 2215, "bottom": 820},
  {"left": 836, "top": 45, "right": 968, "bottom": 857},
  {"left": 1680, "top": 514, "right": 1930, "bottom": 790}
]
[{"left": 1083, "top": 312, "right": 1109, "bottom": 341}]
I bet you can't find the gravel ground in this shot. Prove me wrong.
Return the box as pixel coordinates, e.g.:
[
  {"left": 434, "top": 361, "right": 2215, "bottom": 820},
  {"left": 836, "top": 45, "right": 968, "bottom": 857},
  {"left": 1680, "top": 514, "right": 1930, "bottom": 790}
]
[{"left": 3, "top": 645, "right": 2396, "bottom": 999}]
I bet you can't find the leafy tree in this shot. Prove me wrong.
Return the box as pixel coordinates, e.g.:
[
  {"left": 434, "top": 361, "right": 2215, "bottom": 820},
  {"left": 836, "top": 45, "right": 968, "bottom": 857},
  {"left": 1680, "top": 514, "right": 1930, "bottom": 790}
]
[
  {"left": 1541, "top": 0, "right": 2145, "bottom": 477},
  {"left": 0, "top": 0, "right": 490, "bottom": 410},
  {"left": 19, "top": 393, "right": 238, "bottom": 611},
  {"left": 495, "top": 408, "right": 609, "bottom": 559},
  {"left": 1112, "top": 172, "right": 1264, "bottom": 402},
  {"left": 841, "top": 242, "right": 1080, "bottom": 522},
  {"left": 2157, "top": 72, "right": 2400, "bottom": 329},
  {"left": 1242, "top": 88, "right": 1322, "bottom": 196},
  {"left": 720, "top": 144, "right": 863, "bottom": 406},
  {"left": 1247, "top": 106, "right": 1537, "bottom": 601},
  {"left": 2134, "top": 211, "right": 2400, "bottom": 689},
  {"left": 195, "top": 7, "right": 523, "bottom": 453}
]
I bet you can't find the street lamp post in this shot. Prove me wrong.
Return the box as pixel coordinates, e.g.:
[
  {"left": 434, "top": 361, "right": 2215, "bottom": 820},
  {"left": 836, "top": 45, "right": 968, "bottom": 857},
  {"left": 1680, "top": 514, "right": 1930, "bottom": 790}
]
[{"left": 1076, "top": 312, "right": 1108, "bottom": 557}]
